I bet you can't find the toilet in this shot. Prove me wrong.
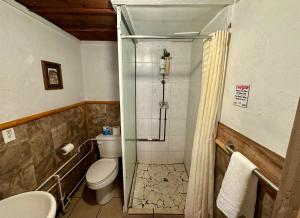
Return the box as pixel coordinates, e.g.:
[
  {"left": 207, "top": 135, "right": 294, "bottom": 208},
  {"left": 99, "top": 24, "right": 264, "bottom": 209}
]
[{"left": 86, "top": 134, "right": 122, "bottom": 204}]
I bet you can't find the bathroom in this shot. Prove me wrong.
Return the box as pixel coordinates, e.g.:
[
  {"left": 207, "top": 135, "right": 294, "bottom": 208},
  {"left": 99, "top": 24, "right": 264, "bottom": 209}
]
[{"left": 0, "top": 0, "right": 300, "bottom": 218}]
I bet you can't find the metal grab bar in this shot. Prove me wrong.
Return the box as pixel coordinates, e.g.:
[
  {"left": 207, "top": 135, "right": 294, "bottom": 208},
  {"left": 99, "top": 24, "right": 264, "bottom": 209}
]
[
  {"left": 225, "top": 144, "right": 279, "bottom": 193},
  {"left": 35, "top": 139, "right": 96, "bottom": 213}
]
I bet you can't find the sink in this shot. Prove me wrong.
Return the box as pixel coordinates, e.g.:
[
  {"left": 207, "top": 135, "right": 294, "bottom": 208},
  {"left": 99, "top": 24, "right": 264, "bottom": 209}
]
[{"left": 0, "top": 191, "right": 56, "bottom": 218}]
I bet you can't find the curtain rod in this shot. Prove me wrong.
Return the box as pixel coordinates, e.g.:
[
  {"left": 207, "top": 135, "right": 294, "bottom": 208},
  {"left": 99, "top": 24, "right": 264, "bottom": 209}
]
[{"left": 121, "top": 34, "right": 211, "bottom": 40}]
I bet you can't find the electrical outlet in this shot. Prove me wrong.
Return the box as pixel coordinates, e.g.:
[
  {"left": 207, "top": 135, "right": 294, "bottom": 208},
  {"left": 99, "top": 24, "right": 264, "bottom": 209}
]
[{"left": 2, "top": 128, "right": 16, "bottom": 144}]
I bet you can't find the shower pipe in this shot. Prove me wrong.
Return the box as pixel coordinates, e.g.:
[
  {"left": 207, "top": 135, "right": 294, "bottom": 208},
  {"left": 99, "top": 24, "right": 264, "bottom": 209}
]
[
  {"left": 35, "top": 139, "right": 96, "bottom": 214},
  {"left": 138, "top": 74, "right": 167, "bottom": 142},
  {"left": 226, "top": 142, "right": 279, "bottom": 192}
]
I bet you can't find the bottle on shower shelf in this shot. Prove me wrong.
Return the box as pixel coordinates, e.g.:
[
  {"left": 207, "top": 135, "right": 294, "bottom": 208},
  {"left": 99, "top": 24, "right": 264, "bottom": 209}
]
[{"left": 159, "top": 56, "right": 165, "bottom": 74}]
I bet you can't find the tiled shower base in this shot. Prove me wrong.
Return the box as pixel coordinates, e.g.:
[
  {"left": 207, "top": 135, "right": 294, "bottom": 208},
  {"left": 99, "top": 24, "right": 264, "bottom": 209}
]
[{"left": 129, "top": 163, "right": 188, "bottom": 215}]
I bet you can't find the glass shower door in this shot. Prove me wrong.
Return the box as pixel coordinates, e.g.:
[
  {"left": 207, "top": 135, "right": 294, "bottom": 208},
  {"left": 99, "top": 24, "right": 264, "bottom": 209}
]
[{"left": 117, "top": 7, "right": 137, "bottom": 211}]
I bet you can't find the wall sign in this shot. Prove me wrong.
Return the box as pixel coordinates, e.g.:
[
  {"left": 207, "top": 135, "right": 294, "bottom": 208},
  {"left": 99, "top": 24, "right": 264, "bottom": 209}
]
[{"left": 234, "top": 84, "right": 250, "bottom": 108}]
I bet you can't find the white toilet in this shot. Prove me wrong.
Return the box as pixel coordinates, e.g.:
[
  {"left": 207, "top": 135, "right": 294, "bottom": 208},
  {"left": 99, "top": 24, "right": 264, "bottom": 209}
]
[{"left": 86, "top": 134, "right": 122, "bottom": 204}]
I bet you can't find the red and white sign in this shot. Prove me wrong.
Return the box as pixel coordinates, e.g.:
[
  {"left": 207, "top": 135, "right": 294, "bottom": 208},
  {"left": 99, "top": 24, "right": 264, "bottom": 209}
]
[{"left": 234, "top": 84, "right": 250, "bottom": 108}]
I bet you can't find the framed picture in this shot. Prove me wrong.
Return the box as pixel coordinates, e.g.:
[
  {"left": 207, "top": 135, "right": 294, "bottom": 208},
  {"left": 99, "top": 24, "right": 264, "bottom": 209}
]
[{"left": 41, "top": 60, "right": 63, "bottom": 90}]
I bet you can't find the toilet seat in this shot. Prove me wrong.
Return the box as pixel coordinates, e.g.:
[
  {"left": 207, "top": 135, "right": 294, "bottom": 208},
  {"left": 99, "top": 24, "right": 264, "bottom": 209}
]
[{"left": 86, "top": 159, "right": 118, "bottom": 190}]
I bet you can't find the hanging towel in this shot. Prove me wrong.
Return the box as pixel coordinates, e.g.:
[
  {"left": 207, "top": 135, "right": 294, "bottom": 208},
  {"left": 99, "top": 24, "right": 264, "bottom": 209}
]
[{"left": 217, "top": 152, "right": 258, "bottom": 218}]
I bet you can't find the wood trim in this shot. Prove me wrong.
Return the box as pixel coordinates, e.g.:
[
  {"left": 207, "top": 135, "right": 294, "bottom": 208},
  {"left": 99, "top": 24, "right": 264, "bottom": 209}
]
[
  {"left": 63, "top": 27, "right": 116, "bottom": 32},
  {"left": 216, "top": 122, "right": 285, "bottom": 188},
  {"left": 215, "top": 138, "right": 229, "bottom": 155},
  {"left": 0, "top": 100, "right": 120, "bottom": 130},
  {"left": 30, "top": 8, "right": 116, "bottom": 15},
  {"left": 85, "top": 100, "right": 119, "bottom": 104}
]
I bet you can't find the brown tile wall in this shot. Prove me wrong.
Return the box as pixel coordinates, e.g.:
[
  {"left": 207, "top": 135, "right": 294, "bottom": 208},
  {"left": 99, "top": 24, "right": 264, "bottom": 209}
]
[
  {"left": 214, "top": 146, "right": 276, "bottom": 218},
  {"left": 86, "top": 103, "right": 120, "bottom": 138},
  {"left": 0, "top": 102, "right": 120, "bottom": 201}
]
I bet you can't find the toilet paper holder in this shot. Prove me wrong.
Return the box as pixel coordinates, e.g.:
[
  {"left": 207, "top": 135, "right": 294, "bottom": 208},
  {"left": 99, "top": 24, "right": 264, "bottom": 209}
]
[{"left": 59, "top": 143, "right": 75, "bottom": 156}]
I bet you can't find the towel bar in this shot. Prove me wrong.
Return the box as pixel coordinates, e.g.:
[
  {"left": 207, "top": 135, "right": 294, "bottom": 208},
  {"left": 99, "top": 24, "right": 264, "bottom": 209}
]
[{"left": 226, "top": 143, "right": 279, "bottom": 193}]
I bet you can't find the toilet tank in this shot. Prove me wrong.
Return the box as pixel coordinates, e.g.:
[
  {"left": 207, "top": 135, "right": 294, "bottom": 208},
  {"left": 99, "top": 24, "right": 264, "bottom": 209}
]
[{"left": 95, "top": 134, "right": 122, "bottom": 158}]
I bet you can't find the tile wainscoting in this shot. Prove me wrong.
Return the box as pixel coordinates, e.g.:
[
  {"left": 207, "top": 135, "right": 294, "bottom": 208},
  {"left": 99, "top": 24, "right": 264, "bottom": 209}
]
[{"left": 0, "top": 102, "right": 120, "bottom": 202}]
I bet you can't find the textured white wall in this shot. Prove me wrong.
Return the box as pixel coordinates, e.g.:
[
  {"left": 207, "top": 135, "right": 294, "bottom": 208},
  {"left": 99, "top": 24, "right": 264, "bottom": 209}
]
[
  {"left": 0, "top": 0, "right": 84, "bottom": 123},
  {"left": 136, "top": 41, "right": 192, "bottom": 164},
  {"left": 81, "top": 41, "right": 119, "bottom": 101},
  {"left": 202, "top": 0, "right": 300, "bottom": 157}
]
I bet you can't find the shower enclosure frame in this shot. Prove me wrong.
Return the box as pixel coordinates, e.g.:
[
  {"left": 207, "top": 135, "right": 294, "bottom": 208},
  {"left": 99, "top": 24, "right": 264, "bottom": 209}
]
[{"left": 116, "top": 4, "right": 211, "bottom": 212}]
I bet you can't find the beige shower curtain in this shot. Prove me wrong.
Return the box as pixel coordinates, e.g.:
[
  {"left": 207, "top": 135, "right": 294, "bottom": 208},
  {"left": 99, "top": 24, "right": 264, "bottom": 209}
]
[{"left": 185, "top": 31, "right": 230, "bottom": 218}]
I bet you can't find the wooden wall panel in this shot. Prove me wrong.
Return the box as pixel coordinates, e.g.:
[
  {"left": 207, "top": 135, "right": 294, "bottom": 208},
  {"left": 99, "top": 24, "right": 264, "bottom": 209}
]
[{"left": 216, "top": 122, "right": 284, "bottom": 187}]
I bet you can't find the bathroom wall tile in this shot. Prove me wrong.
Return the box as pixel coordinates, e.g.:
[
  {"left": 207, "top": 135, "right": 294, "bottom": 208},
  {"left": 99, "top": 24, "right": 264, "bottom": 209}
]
[
  {"left": 170, "top": 63, "right": 191, "bottom": 84},
  {"left": 169, "top": 84, "right": 189, "bottom": 119},
  {"left": 51, "top": 122, "right": 72, "bottom": 150},
  {"left": 136, "top": 81, "right": 153, "bottom": 119},
  {"left": 34, "top": 152, "right": 58, "bottom": 185},
  {"left": 137, "top": 63, "right": 153, "bottom": 83},
  {"left": 171, "top": 42, "right": 192, "bottom": 64},
  {"left": 151, "top": 152, "right": 168, "bottom": 164},
  {"left": 137, "top": 151, "right": 151, "bottom": 164},
  {"left": 87, "top": 104, "right": 107, "bottom": 138},
  {"left": 0, "top": 159, "right": 37, "bottom": 199},
  {"left": 169, "top": 119, "right": 187, "bottom": 136},
  {"left": 151, "top": 137, "right": 169, "bottom": 152},
  {"left": 0, "top": 141, "right": 32, "bottom": 175},
  {"left": 167, "top": 152, "right": 184, "bottom": 164},
  {"left": 137, "top": 119, "right": 152, "bottom": 138},
  {"left": 169, "top": 136, "right": 185, "bottom": 152},
  {"left": 137, "top": 141, "right": 151, "bottom": 152},
  {"left": 28, "top": 129, "right": 54, "bottom": 165},
  {"left": 86, "top": 103, "right": 120, "bottom": 138},
  {"left": 136, "top": 43, "right": 153, "bottom": 63},
  {"left": 106, "top": 104, "right": 120, "bottom": 127}
]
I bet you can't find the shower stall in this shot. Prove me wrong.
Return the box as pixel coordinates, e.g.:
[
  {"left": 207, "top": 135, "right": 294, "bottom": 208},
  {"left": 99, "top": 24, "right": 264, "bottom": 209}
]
[{"left": 114, "top": 2, "right": 230, "bottom": 213}]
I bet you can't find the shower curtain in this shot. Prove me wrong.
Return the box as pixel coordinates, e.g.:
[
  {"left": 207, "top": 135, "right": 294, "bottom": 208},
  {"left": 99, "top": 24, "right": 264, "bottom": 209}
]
[{"left": 185, "top": 31, "right": 230, "bottom": 218}]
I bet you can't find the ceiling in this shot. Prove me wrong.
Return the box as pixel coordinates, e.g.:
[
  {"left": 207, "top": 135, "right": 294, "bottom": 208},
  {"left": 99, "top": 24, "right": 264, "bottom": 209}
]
[
  {"left": 15, "top": 0, "right": 117, "bottom": 41},
  {"left": 125, "top": 5, "right": 226, "bottom": 36},
  {"left": 15, "top": 0, "right": 232, "bottom": 41}
]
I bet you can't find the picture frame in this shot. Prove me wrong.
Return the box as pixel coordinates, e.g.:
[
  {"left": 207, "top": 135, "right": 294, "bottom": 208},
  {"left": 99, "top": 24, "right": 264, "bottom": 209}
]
[{"left": 41, "top": 60, "right": 63, "bottom": 90}]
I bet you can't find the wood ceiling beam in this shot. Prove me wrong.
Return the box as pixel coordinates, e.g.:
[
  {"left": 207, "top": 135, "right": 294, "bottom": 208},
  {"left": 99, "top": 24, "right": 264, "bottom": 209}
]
[
  {"left": 63, "top": 27, "right": 116, "bottom": 32},
  {"left": 30, "top": 7, "right": 116, "bottom": 15}
]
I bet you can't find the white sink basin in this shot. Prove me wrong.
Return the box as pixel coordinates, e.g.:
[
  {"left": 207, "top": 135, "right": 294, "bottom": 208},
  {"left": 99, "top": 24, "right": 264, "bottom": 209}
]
[{"left": 0, "top": 191, "right": 56, "bottom": 218}]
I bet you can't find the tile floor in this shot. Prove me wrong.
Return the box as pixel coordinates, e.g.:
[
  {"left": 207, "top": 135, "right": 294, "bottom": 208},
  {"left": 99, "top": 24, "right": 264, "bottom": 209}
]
[
  {"left": 132, "top": 164, "right": 188, "bottom": 211},
  {"left": 57, "top": 178, "right": 184, "bottom": 218}
]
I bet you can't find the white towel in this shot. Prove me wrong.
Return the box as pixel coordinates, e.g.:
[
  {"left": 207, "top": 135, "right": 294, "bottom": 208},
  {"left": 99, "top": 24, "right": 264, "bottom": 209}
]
[{"left": 217, "top": 152, "right": 258, "bottom": 218}]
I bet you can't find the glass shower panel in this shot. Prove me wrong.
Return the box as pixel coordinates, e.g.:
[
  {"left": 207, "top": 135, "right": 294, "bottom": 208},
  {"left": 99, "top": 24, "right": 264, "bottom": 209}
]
[{"left": 119, "top": 19, "right": 137, "bottom": 208}]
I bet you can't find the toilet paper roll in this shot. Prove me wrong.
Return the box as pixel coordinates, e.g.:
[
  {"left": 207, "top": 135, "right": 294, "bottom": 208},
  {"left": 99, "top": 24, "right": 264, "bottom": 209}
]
[
  {"left": 112, "top": 126, "right": 121, "bottom": 136},
  {"left": 61, "top": 143, "right": 74, "bottom": 155}
]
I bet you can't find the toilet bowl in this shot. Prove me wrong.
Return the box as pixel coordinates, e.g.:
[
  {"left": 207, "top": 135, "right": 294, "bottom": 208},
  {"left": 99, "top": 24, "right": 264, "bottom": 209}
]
[
  {"left": 85, "top": 134, "right": 121, "bottom": 204},
  {"left": 86, "top": 158, "right": 118, "bottom": 204}
]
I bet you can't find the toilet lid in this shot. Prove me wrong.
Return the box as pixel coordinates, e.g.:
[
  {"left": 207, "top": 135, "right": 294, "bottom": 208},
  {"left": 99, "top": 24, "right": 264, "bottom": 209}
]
[{"left": 86, "top": 159, "right": 117, "bottom": 184}]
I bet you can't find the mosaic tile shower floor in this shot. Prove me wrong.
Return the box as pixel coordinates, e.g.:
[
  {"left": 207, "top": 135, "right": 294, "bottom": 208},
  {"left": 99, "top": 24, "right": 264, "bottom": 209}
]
[{"left": 132, "top": 164, "right": 188, "bottom": 210}]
